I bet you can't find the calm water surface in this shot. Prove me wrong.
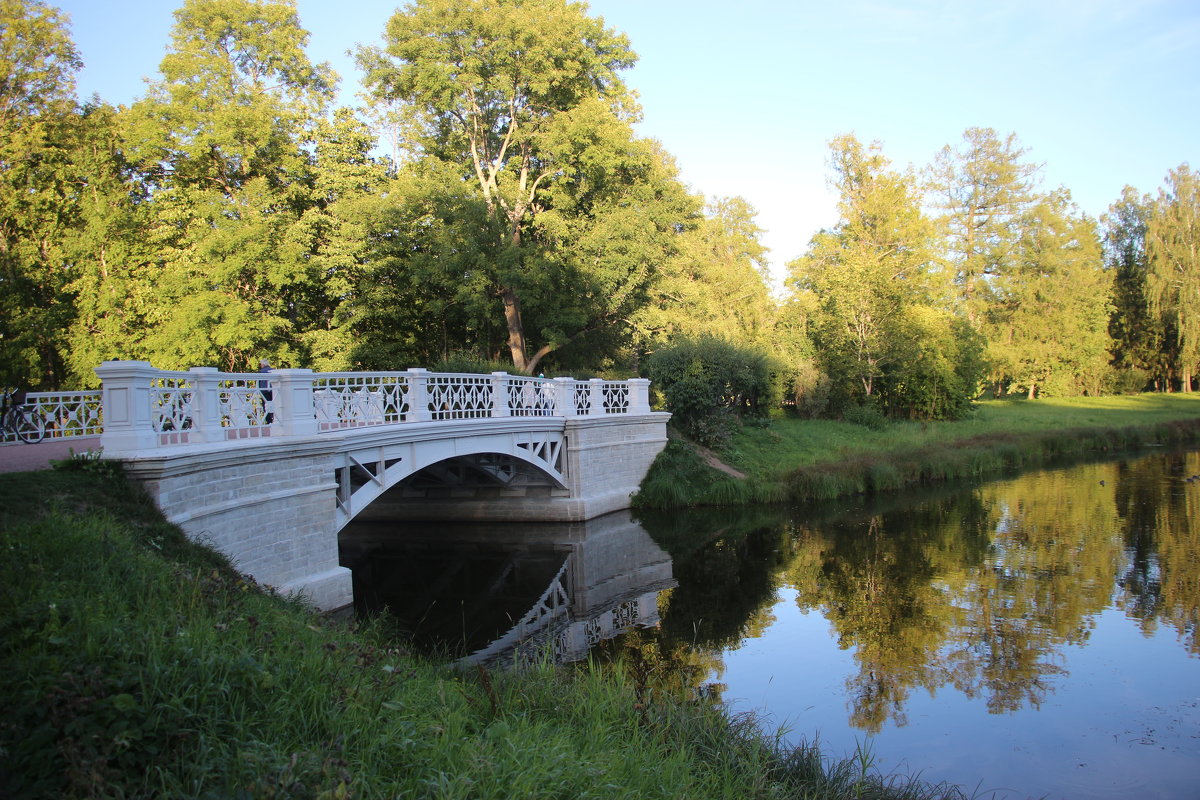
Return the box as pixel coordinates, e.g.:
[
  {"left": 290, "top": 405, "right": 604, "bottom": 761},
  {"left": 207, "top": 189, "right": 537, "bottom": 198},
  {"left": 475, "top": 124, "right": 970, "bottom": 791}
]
[{"left": 344, "top": 447, "right": 1200, "bottom": 800}]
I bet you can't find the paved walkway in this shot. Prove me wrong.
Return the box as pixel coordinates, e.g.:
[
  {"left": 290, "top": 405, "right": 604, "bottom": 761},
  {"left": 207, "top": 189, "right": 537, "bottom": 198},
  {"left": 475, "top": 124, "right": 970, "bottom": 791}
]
[{"left": 0, "top": 437, "right": 102, "bottom": 474}]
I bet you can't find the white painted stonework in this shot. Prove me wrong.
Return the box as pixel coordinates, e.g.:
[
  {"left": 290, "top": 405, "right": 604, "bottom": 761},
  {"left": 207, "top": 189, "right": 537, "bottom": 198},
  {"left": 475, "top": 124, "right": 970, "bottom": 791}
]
[{"left": 94, "top": 362, "right": 668, "bottom": 611}]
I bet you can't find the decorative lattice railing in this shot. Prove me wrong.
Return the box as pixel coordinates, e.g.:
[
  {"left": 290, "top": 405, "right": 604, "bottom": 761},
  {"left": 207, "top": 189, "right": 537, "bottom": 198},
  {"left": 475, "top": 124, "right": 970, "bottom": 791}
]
[
  {"left": 77, "top": 363, "right": 654, "bottom": 453},
  {"left": 0, "top": 390, "right": 104, "bottom": 443}
]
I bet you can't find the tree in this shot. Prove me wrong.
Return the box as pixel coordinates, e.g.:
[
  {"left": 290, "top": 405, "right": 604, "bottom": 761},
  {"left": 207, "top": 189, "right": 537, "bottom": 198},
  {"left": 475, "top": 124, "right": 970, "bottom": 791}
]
[
  {"left": 788, "top": 135, "right": 977, "bottom": 418},
  {"left": 359, "top": 0, "right": 689, "bottom": 375},
  {"left": 1146, "top": 164, "right": 1200, "bottom": 392},
  {"left": 123, "top": 0, "right": 338, "bottom": 371},
  {"left": 0, "top": 0, "right": 83, "bottom": 388},
  {"left": 635, "top": 195, "right": 774, "bottom": 347},
  {"left": 986, "top": 190, "right": 1111, "bottom": 398},
  {"left": 1103, "top": 186, "right": 1169, "bottom": 391},
  {"left": 929, "top": 127, "right": 1040, "bottom": 325}
]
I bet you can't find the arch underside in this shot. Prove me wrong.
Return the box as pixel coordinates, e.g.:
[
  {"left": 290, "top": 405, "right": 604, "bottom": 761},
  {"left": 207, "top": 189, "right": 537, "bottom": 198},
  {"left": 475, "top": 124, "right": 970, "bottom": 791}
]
[{"left": 334, "top": 430, "right": 567, "bottom": 530}]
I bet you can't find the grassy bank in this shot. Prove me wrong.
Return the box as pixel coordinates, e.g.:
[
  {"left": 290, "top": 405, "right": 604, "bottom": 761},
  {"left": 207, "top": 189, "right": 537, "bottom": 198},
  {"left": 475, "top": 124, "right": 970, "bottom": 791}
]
[
  {"left": 0, "top": 469, "right": 976, "bottom": 799},
  {"left": 635, "top": 393, "right": 1200, "bottom": 508}
]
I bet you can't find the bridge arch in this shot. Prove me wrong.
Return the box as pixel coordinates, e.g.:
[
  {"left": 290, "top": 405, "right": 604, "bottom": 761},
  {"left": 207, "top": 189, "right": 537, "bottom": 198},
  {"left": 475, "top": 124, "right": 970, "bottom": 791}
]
[{"left": 334, "top": 426, "right": 568, "bottom": 529}]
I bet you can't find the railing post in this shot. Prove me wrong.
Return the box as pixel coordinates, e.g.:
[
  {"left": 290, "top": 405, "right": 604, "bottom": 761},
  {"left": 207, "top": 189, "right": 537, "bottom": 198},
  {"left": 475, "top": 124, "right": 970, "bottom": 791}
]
[
  {"left": 187, "top": 367, "right": 224, "bottom": 443},
  {"left": 406, "top": 368, "right": 432, "bottom": 422},
  {"left": 588, "top": 378, "right": 605, "bottom": 417},
  {"left": 272, "top": 369, "right": 318, "bottom": 436},
  {"left": 628, "top": 378, "right": 652, "bottom": 414},
  {"left": 491, "top": 372, "right": 511, "bottom": 418},
  {"left": 94, "top": 360, "right": 162, "bottom": 454},
  {"left": 553, "top": 377, "right": 578, "bottom": 417}
]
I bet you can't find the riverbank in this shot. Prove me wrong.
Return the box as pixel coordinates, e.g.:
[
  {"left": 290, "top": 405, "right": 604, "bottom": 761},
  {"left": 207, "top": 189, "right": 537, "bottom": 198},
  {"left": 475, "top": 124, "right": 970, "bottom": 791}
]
[
  {"left": 0, "top": 468, "right": 977, "bottom": 799},
  {"left": 634, "top": 393, "right": 1200, "bottom": 508}
]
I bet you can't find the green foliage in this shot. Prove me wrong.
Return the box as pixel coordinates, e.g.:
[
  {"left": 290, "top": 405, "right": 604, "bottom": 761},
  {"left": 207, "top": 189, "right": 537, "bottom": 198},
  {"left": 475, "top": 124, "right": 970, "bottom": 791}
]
[
  {"left": 360, "top": 0, "right": 695, "bottom": 375},
  {"left": 49, "top": 447, "right": 124, "bottom": 478},
  {"left": 986, "top": 189, "right": 1112, "bottom": 398},
  {"left": 788, "top": 135, "right": 979, "bottom": 420},
  {"left": 1146, "top": 163, "right": 1200, "bottom": 391},
  {"left": 671, "top": 394, "right": 1200, "bottom": 507},
  {"left": 643, "top": 336, "right": 777, "bottom": 448}
]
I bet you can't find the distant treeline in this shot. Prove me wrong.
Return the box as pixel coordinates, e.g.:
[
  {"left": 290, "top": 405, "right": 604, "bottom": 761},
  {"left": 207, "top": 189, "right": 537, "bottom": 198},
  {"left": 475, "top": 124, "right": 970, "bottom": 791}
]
[{"left": 1, "top": 0, "right": 1195, "bottom": 424}]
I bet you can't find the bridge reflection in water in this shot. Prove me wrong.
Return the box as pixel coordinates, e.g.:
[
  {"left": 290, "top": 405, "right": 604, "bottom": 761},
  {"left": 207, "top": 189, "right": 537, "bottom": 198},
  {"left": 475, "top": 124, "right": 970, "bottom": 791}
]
[{"left": 340, "top": 510, "right": 675, "bottom": 665}]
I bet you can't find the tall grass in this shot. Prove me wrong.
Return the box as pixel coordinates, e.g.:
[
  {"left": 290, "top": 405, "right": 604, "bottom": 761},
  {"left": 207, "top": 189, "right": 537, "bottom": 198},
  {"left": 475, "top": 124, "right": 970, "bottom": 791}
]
[
  {"left": 1, "top": 470, "right": 979, "bottom": 799},
  {"left": 635, "top": 394, "right": 1200, "bottom": 508}
]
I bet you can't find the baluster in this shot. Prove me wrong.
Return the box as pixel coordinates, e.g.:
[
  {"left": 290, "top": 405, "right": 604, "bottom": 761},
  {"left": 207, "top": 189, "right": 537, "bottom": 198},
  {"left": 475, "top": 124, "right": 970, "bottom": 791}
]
[
  {"left": 553, "top": 377, "right": 578, "bottom": 417},
  {"left": 588, "top": 378, "right": 605, "bottom": 417}
]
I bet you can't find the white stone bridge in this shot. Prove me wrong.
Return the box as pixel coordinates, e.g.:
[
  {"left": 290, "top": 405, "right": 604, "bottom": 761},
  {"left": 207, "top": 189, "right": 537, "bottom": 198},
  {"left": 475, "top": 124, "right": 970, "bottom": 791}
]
[{"left": 20, "top": 362, "right": 668, "bottom": 611}]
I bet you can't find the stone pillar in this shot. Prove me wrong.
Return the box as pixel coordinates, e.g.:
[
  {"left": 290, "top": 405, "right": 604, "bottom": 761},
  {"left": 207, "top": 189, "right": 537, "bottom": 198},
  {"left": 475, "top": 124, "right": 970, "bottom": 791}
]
[
  {"left": 95, "top": 360, "right": 162, "bottom": 454},
  {"left": 406, "top": 368, "right": 432, "bottom": 422},
  {"left": 588, "top": 378, "right": 605, "bottom": 417},
  {"left": 554, "top": 377, "right": 579, "bottom": 417},
  {"left": 491, "top": 372, "right": 512, "bottom": 418},
  {"left": 187, "top": 367, "right": 224, "bottom": 443},
  {"left": 628, "top": 378, "right": 652, "bottom": 414},
  {"left": 272, "top": 369, "right": 318, "bottom": 437}
]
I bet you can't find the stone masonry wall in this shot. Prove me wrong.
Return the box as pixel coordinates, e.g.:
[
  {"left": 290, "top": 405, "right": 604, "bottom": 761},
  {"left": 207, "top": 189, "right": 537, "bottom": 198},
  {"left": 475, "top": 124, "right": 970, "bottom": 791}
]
[{"left": 123, "top": 438, "right": 352, "bottom": 611}]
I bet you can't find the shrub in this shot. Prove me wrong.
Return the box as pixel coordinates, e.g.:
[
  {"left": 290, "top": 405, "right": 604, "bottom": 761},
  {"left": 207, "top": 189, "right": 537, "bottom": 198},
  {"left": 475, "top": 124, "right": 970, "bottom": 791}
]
[{"left": 643, "top": 337, "right": 778, "bottom": 448}]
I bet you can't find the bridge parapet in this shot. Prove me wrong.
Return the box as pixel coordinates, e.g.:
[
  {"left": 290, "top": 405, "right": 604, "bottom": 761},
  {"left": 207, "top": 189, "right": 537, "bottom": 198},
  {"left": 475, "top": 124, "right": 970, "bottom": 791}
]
[{"left": 93, "top": 361, "right": 652, "bottom": 455}]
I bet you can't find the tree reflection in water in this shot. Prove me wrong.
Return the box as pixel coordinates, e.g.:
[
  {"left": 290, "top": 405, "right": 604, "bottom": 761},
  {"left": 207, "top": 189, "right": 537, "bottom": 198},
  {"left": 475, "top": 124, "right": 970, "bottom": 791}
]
[{"left": 635, "top": 448, "right": 1200, "bottom": 734}]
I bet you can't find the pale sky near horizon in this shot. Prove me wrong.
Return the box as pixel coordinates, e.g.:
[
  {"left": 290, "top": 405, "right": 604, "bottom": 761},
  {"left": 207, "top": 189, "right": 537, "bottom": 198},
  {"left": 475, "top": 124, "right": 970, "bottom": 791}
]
[{"left": 52, "top": 0, "right": 1200, "bottom": 288}]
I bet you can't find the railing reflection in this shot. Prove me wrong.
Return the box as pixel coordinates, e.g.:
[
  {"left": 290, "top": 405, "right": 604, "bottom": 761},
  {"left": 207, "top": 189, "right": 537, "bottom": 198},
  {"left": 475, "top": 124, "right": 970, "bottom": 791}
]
[{"left": 339, "top": 510, "right": 675, "bottom": 666}]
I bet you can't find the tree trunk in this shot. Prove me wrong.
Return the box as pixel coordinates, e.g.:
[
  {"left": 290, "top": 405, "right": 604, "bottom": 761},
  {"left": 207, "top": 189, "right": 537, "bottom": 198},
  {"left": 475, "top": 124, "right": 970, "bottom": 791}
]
[
  {"left": 1184, "top": 366, "right": 1194, "bottom": 392},
  {"left": 1027, "top": 382, "right": 1036, "bottom": 400},
  {"left": 501, "top": 287, "right": 529, "bottom": 374}
]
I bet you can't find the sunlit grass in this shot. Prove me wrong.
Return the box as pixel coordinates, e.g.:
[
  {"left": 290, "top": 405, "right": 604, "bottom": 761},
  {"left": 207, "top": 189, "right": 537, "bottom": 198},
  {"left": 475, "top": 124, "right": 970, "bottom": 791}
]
[{"left": 636, "top": 393, "right": 1200, "bottom": 508}]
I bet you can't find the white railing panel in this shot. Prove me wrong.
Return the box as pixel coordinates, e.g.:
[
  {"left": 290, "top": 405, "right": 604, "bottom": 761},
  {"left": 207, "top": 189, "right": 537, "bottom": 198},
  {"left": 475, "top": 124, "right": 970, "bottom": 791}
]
[
  {"left": 507, "top": 376, "right": 556, "bottom": 418},
  {"left": 149, "top": 372, "right": 195, "bottom": 445},
  {"left": 599, "top": 381, "right": 631, "bottom": 414},
  {"left": 19, "top": 391, "right": 103, "bottom": 440},
  {"left": 217, "top": 374, "right": 273, "bottom": 438},
  {"left": 427, "top": 373, "right": 493, "bottom": 420},
  {"left": 312, "top": 373, "right": 409, "bottom": 430}
]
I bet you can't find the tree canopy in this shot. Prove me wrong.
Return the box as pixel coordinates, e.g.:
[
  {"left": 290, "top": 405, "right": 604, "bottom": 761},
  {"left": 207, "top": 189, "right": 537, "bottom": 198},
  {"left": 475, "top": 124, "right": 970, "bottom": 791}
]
[{"left": 0, "top": 0, "right": 1192, "bottom": 411}]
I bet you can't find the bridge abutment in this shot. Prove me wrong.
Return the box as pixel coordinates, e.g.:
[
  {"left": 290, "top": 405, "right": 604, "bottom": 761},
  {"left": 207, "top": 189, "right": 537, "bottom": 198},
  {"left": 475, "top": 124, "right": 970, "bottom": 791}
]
[{"left": 121, "top": 438, "right": 353, "bottom": 611}]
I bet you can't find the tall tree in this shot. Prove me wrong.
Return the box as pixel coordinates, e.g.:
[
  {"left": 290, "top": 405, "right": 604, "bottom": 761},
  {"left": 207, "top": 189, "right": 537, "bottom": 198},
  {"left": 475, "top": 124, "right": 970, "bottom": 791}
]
[
  {"left": 634, "top": 195, "right": 774, "bottom": 347},
  {"left": 359, "top": 0, "right": 688, "bottom": 374},
  {"left": 124, "top": 0, "right": 337, "bottom": 371},
  {"left": 1103, "top": 186, "right": 1169, "bottom": 390},
  {"left": 929, "top": 127, "right": 1040, "bottom": 325},
  {"left": 0, "top": 0, "right": 82, "bottom": 388},
  {"left": 1146, "top": 164, "right": 1200, "bottom": 392},
  {"left": 788, "top": 135, "right": 980, "bottom": 418},
  {"left": 987, "top": 189, "right": 1111, "bottom": 398}
]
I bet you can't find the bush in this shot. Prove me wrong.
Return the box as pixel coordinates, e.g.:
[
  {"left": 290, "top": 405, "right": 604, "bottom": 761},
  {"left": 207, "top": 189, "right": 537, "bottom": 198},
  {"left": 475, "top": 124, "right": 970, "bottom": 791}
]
[{"left": 643, "top": 337, "right": 779, "bottom": 448}]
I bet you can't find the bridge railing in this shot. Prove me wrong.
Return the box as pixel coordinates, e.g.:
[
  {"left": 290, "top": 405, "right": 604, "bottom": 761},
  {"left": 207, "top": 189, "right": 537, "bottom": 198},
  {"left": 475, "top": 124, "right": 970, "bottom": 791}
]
[
  {"left": 92, "top": 361, "right": 652, "bottom": 453},
  {"left": 0, "top": 390, "right": 104, "bottom": 443}
]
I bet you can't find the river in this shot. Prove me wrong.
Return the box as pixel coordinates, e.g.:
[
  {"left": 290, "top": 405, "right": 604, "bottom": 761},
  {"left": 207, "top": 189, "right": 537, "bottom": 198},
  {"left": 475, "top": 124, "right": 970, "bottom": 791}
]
[{"left": 340, "top": 446, "right": 1200, "bottom": 799}]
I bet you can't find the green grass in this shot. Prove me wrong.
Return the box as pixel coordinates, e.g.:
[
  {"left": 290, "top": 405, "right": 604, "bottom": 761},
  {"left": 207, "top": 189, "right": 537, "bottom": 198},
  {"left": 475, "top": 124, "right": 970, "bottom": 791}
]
[
  {"left": 636, "top": 393, "right": 1200, "bottom": 508},
  {"left": 0, "top": 469, "right": 978, "bottom": 799}
]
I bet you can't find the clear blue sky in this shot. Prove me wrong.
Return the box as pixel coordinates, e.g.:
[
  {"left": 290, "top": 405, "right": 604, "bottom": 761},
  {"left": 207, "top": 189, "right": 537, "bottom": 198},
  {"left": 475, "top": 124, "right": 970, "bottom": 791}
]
[{"left": 55, "top": 0, "right": 1200, "bottom": 287}]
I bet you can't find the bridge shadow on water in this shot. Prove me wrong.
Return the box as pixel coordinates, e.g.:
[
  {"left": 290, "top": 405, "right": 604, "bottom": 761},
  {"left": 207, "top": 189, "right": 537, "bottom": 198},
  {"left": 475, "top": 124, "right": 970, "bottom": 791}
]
[{"left": 339, "top": 510, "right": 677, "bottom": 665}]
